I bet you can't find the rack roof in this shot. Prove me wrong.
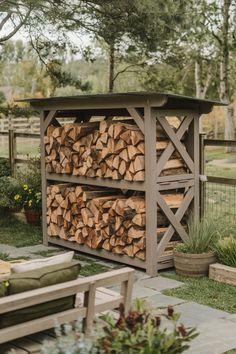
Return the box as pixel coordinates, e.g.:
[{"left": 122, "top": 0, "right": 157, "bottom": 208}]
[{"left": 19, "top": 91, "right": 226, "bottom": 114}]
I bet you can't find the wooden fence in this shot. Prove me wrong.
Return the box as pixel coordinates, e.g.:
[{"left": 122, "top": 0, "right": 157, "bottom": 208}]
[
  {"left": 0, "top": 117, "right": 40, "bottom": 133},
  {"left": 0, "top": 130, "right": 40, "bottom": 176},
  {"left": 201, "top": 137, "right": 236, "bottom": 222}
]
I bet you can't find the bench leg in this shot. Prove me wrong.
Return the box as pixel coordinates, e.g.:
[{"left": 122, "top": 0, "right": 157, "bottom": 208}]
[
  {"left": 83, "top": 282, "right": 96, "bottom": 334},
  {"left": 121, "top": 271, "right": 135, "bottom": 316}
]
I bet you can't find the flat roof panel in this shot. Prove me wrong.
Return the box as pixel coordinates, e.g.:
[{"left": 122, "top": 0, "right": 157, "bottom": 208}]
[{"left": 18, "top": 91, "right": 226, "bottom": 114}]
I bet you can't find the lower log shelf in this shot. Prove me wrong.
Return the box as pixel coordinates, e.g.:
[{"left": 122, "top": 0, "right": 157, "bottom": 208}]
[{"left": 47, "top": 236, "right": 175, "bottom": 271}]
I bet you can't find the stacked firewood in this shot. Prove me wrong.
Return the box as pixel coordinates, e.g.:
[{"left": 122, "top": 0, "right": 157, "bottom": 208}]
[
  {"left": 47, "top": 184, "right": 183, "bottom": 260},
  {"left": 44, "top": 120, "right": 187, "bottom": 181}
]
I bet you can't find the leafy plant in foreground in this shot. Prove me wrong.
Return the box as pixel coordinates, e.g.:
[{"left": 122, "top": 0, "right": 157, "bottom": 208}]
[{"left": 41, "top": 300, "right": 198, "bottom": 354}]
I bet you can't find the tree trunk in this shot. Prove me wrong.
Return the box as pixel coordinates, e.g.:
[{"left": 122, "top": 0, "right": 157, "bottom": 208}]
[
  {"left": 108, "top": 44, "right": 115, "bottom": 92},
  {"left": 195, "top": 60, "right": 204, "bottom": 99},
  {"left": 194, "top": 59, "right": 212, "bottom": 133},
  {"left": 220, "top": 0, "right": 235, "bottom": 150}
]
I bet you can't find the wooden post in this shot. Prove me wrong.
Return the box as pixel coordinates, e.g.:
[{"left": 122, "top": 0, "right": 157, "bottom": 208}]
[
  {"left": 83, "top": 282, "right": 96, "bottom": 334},
  {"left": 144, "top": 103, "right": 157, "bottom": 276},
  {"left": 121, "top": 270, "right": 135, "bottom": 315},
  {"left": 40, "top": 111, "right": 48, "bottom": 246},
  {"left": 199, "top": 133, "right": 205, "bottom": 218},
  {"left": 8, "top": 129, "right": 16, "bottom": 177},
  {"left": 186, "top": 114, "right": 200, "bottom": 222}
]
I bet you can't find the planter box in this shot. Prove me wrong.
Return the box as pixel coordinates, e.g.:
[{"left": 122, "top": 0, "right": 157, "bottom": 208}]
[
  {"left": 209, "top": 263, "right": 236, "bottom": 286},
  {"left": 174, "top": 250, "right": 216, "bottom": 277}
]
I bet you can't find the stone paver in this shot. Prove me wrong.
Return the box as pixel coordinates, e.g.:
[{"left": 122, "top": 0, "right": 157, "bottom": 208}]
[
  {"left": 132, "top": 283, "right": 160, "bottom": 299},
  {"left": 0, "top": 243, "right": 62, "bottom": 259},
  {"left": 186, "top": 318, "right": 236, "bottom": 354},
  {"left": 141, "top": 276, "right": 184, "bottom": 291},
  {"left": 174, "top": 302, "right": 228, "bottom": 327},
  {"left": 147, "top": 293, "right": 187, "bottom": 308},
  {"left": 2, "top": 242, "right": 236, "bottom": 353}
]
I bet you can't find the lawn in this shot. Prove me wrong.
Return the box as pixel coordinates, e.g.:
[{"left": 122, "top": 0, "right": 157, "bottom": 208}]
[
  {"left": 205, "top": 147, "right": 236, "bottom": 179},
  {"left": 0, "top": 137, "right": 40, "bottom": 159},
  {"left": 161, "top": 270, "right": 236, "bottom": 313},
  {"left": 0, "top": 213, "right": 42, "bottom": 247}
]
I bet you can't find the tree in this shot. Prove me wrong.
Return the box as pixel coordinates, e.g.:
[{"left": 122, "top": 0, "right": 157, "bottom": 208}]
[{"left": 58, "top": 0, "right": 191, "bottom": 92}]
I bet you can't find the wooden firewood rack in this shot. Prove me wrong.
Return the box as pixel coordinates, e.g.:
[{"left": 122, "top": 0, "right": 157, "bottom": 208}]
[{"left": 24, "top": 92, "right": 223, "bottom": 276}]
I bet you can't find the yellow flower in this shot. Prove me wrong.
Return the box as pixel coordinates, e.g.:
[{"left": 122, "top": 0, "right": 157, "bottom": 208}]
[
  {"left": 14, "top": 194, "right": 21, "bottom": 201},
  {"left": 23, "top": 184, "right": 28, "bottom": 191},
  {"left": 3, "top": 281, "right": 9, "bottom": 288},
  {"left": 28, "top": 200, "right": 33, "bottom": 207}
]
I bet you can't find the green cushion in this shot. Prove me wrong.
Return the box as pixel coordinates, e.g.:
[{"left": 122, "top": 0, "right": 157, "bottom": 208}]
[
  {"left": 7, "top": 260, "right": 81, "bottom": 295},
  {"left": 0, "top": 260, "right": 81, "bottom": 329},
  {"left": 0, "top": 296, "right": 74, "bottom": 328}
]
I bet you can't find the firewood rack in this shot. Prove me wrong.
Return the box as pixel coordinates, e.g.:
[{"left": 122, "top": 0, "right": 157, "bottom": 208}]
[{"left": 24, "top": 92, "right": 223, "bottom": 275}]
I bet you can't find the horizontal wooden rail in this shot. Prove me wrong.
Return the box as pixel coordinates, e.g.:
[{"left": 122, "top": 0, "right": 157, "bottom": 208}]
[
  {"left": 204, "top": 139, "right": 236, "bottom": 147},
  {"left": 0, "top": 131, "right": 40, "bottom": 138},
  {"left": 0, "top": 131, "right": 8, "bottom": 136},
  {"left": 207, "top": 175, "right": 236, "bottom": 186}
]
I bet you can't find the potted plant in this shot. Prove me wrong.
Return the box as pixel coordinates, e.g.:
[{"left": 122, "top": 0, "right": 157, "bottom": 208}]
[
  {"left": 174, "top": 216, "right": 220, "bottom": 277},
  {"left": 14, "top": 158, "right": 42, "bottom": 225},
  {"left": 14, "top": 183, "right": 42, "bottom": 225}
]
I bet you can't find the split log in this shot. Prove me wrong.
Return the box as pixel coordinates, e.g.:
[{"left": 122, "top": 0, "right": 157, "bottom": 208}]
[{"left": 45, "top": 120, "right": 188, "bottom": 182}]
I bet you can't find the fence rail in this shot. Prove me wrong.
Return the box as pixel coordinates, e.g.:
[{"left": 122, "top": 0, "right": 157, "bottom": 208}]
[
  {"left": 0, "top": 117, "right": 40, "bottom": 133},
  {"left": 0, "top": 129, "right": 40, "bottom": 175},
  {"left": 204, "top": 139, "right": 236, "bottom": 147}
]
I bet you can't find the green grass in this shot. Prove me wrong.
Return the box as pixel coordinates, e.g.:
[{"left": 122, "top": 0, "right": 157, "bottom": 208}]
[
  {"left": 223, "top": 350, "right": 236, "bottom": 354},
  {"left": 161, "top": 271, "right": 236, "bottom": 313},
  {"left": 205, "top": 148, "right": 236, "bottom": 179},
  {"left": 0, "top": 213, "right": 42, "bottom": 247},
  {"left": 0, "top": 252, "right": 30, "bottom": 261},
  {"left": 32, "top": 249, "right": 61, "bottom": 257},
  {"left": 73, "top": 253, "right": 98, "bottom": 264},
  {"left": 0, "top": 138, "right": 39, "bottom": 158},
  {"left": 80, "top": 263, "right": 111, "bottom": 277},
  {"left": 205, "top": 165, "right": 236, "bottom": 179},
  {"left": 205, "top": 148, "right": 236, "bottom": 162}
]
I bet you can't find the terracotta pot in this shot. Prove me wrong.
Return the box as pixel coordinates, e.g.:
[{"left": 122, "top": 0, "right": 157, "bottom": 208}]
[
  {"left": 24, "top": 208, "right": 41, "bottom": 226},
  {"left": 174, "top": 250, "right": 217, "bottom": 278}
]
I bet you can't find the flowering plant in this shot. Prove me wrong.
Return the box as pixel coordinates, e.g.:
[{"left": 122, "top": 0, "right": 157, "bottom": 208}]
[
  {"left": 14, "top": 183, "right": 42, "bottom": 213},
  {"left": 41, "top": 299, "right": 197, "bottom": 354}
]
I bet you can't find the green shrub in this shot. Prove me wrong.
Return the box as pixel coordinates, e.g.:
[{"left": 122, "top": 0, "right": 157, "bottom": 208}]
[
  {"left": 0, "top": 176, "right": 21, "bottom": 213},
  {"left": 175, "top": 216, "right": 221, "bottom": 254},
  {"left": 41, "top": 300, "right": 197, "bottom": 354},
  {"left": 15, "top": 158, "right": 42, "bottom": 213},
  {"left": 214, "top": 237, "right": 236, "bottom": 267},
  {"left": 0, "top": 158, "right": 10, "bottom": 177},
  {"left": 17, "top": 157, "right": 41, "bottom": 191}
]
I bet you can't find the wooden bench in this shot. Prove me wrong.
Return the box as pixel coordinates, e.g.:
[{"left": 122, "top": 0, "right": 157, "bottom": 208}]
[{"left": 0, "top": 267, "right": 134, "bottom": 349}]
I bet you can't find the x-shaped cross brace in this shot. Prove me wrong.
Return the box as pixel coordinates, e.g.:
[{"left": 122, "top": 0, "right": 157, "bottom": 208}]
[
  {"left": 157, "top": 115, "right": 194, "bottom": 175},
  {"left": 156, "top": 186, "right": 194, "bottom": 258}
]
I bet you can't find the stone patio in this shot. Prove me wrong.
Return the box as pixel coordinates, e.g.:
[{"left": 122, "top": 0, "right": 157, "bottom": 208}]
[{"left": 1, "top": 242, "right": 236, "bottom": 354}]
